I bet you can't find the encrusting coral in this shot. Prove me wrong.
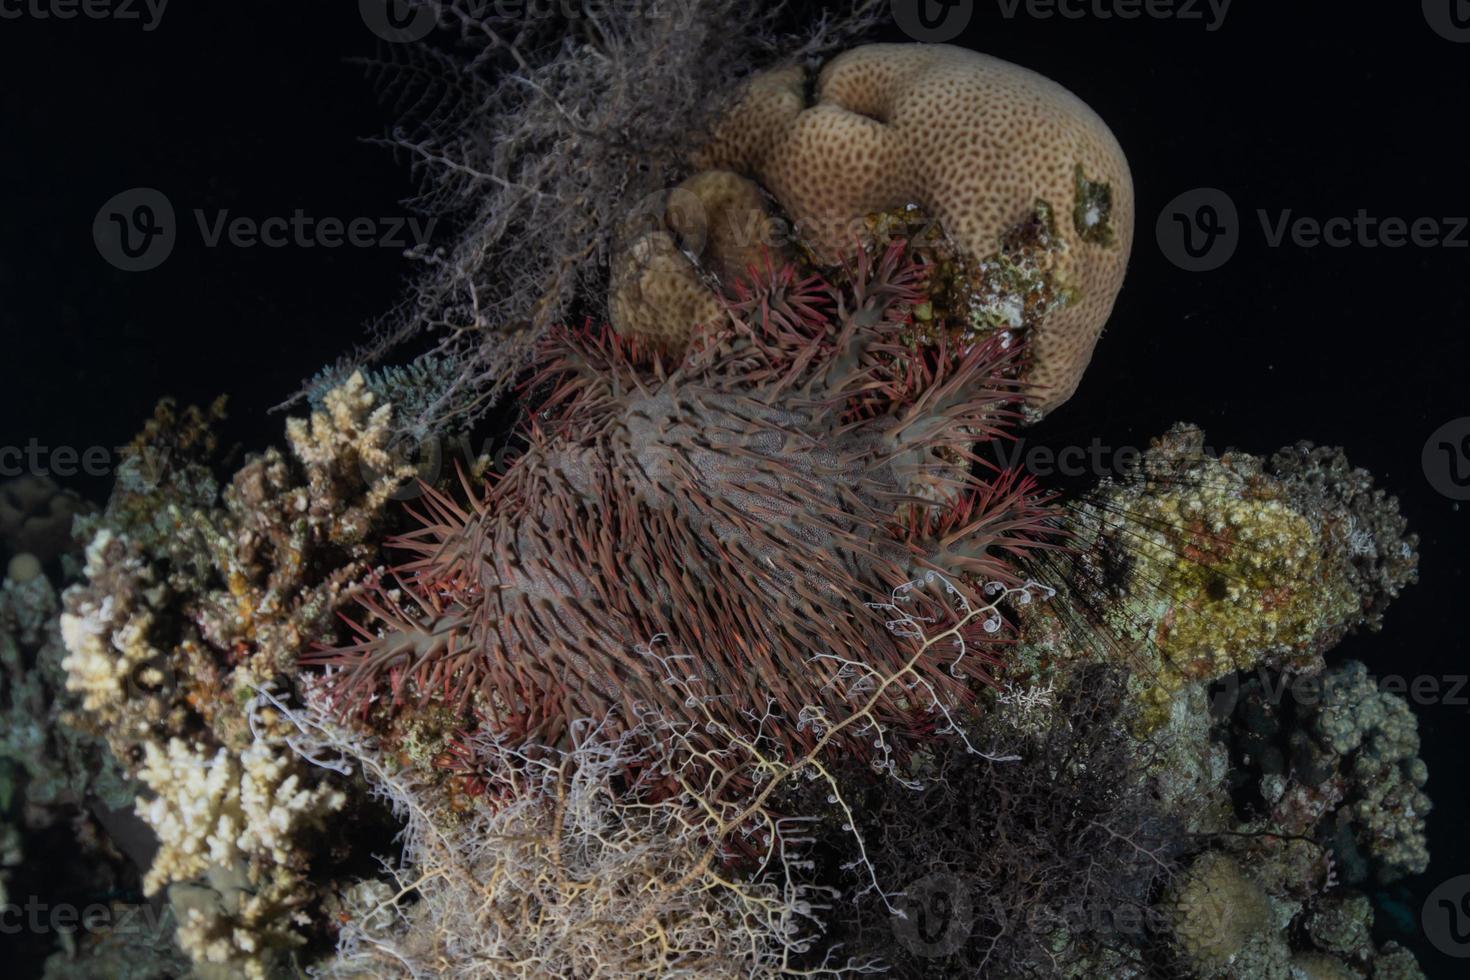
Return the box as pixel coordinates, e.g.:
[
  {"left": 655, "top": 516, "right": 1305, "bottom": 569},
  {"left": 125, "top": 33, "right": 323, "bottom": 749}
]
[
  {"left": 1167, "top": 851, "right": 1278, "bottom": 975},
  {"left": 1014, "top": 424, "right": 1419, "bottom": 727},
  {"left": 614, "top": 43, "right": 1134, "bottom": 415}
]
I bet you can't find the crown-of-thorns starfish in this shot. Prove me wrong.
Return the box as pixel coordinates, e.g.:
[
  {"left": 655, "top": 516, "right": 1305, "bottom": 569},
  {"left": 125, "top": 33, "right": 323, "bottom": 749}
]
[{"left": 304, "top": 242, "right": 1060, "bottom": 763}]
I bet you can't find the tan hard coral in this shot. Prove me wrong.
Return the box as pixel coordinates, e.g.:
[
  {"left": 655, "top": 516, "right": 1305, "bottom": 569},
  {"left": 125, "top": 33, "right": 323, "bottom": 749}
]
[
  {"left": 695, "top": 43, "right": 1134, "bottom": 414},
  {"left": 666, "top": 170, "right": 783, "bottom": 287},
  {"left": 608, "top": 226, "right": 725, "bottom": 354},
  {"left": 607, "top": 170, "right": 782, "bottom": 352}
]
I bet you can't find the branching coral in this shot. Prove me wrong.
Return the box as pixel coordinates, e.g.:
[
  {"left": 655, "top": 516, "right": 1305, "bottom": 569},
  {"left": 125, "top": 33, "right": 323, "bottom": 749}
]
[
  {"left": 57, "top": 377, "right": 414, "bottom": 976},
  {"left": 1, "top": 558, "right": 133, "bottom": 908},
  {"left": 306, "top": 243, "right": 1060, "bottom": 771},
  {"left": 134, "top": 732, "right": 345, "bottom": 897}
]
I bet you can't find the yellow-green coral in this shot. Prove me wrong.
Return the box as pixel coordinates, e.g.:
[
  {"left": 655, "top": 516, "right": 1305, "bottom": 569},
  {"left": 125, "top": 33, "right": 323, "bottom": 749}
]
[
  {"left": 1014, "top": 424, "right": 1414, "bottom": 729},
  {"left": 1100, "top": 457, "right": 1357, "bottom": 722}
]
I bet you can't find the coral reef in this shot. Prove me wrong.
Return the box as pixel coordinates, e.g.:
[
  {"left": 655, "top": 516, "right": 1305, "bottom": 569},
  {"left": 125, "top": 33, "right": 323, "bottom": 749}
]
[
  {"left": 301, "top": 705, "right": 867, "bottom": 979},
  {"left": 12, "top": 9, "right": 1438, "bottom": 980},
  {"left": 1137, "top": 657, "right": 1432, "bottom": 979},
  {"left": 302, "top": 573, "right": 1038, "bottom": 979},
  {"left": 1, "top": 549, "right": 181, "bottom": 977},
  {"left": 1221, "top": 661, "right": 1431, "bottom": 885},
  {"left": 812, "top": 667, "right": 1180, "bottom": 977},
  {"left": 1160, "top": 839, "right": 1426, "bottom": 979}
]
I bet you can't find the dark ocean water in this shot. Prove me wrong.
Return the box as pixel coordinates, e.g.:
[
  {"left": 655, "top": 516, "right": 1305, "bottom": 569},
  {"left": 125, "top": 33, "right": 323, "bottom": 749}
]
[{"left": 1, "top": 2, "right": 1465, "bottom": 975}]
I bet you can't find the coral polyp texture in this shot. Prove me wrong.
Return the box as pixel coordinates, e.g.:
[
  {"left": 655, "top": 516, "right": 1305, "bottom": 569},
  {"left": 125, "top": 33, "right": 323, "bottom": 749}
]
[{"left": 307, "top": 243, "right": 1058, "bottom": 762}]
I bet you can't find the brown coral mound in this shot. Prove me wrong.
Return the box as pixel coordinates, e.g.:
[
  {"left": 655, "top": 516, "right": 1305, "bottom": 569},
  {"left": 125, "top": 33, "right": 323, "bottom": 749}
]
[
  {"left": 609, "top": 171, "right": 781, "bottom": 352},
  {"left": 305, "top": 244, "right": 1059, "bottom": 762},
  {"left": 694, "top": 43, "right": 1134, "bottom": 414}
]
